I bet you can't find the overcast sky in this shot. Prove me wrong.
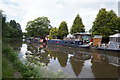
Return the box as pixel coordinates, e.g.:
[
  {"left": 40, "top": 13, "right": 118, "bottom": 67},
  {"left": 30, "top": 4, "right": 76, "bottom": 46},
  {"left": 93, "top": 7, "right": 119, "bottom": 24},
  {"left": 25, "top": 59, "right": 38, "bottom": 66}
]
[{"left": 0, "top": 0, "right": 119, "bottom": 32}]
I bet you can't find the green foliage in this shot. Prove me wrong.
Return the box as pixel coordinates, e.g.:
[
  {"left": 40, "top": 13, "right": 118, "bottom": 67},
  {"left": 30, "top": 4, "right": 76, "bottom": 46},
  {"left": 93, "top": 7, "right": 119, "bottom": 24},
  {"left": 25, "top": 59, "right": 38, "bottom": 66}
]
[
  {"left": 26, "top": 17, "right": 52, "bottom": 38},
  {"left": 89, "top": 29, "right": 92, "bottom": 33},
  {"left": 2, "top": 56, "right": 15, "bottom": 78},
  {"left": 70, "top": 14, "right": 85, "bottom": 34},
  {"left": 49, "top": 27, "right": 58, "bottom": 39},
  {"left": 92, "top": 8, "right": 120, "bottom": 37},
  {"left": 2, "top": 14, "right": 23, "bottom": 38},
  {"left": 57, "top": 21, "right": 69, "bottom": 39},
  {"left": 116, "top": 17, "right": 120, "bottom": 33},
  {"left": 2, "top": 45, "right": 18, "bottom": 62}
]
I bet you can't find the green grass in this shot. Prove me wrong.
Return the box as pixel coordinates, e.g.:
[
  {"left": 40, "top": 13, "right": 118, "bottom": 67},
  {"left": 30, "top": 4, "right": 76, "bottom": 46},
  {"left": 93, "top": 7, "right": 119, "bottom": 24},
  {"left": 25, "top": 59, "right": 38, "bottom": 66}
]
[{"left": 2, "top": 56, "right": 15, "bottom": 78}]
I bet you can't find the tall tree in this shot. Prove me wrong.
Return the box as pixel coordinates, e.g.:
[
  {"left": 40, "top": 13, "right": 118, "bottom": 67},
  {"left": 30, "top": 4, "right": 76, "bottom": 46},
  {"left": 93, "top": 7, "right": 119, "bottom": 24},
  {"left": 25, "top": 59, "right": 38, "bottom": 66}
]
[
  {"left": 117, "top": 18, "right": 120, "bottom": 33},
  {"left": 2, "top": 17, "right": 22, "bottom": 38},
  {"left": 1, "top": 10, "right": 22, "bottom": 38},
  {"left": 49, "top": 27, "right": 58, "bottom": 39},
  {"left": 57, "top": 21, "right": 69, "bottom": 39},
  {"left": 70, "top": 14, "right": 85, "bottom": 34},
  {"left": 9, "top": 20, "right": 23, "bottom": 37},
  {"left": 26, "top": 17, "right": 52, "bottom": 38},
  {"left": 10, "top": 20, "right": 17, "bottom": 29},
  {"left": 92, "top": 8, "right": 119, "bottom": 37}
]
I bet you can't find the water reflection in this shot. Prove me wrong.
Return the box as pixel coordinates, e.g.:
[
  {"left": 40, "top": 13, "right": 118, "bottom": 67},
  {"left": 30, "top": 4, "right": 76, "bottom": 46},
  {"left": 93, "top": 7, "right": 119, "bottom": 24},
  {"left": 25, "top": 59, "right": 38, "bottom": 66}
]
[
  {"left": 26, "top": 43, "right": 50, "bottom": 66},
  {"left": 70, "top": 56, "right": 84, "bottom": 77},
  {"left": 58, "top": 53, "right": 68, "bottom": 67},
  {"left": 47, "top": 44, "right": 92, "bottom": 77},
  {"left": 14, "top": 41, "right": 120, "bottom": 78},
  {"left": 91, "top": 52, "right": 120, "bottom": 78}
]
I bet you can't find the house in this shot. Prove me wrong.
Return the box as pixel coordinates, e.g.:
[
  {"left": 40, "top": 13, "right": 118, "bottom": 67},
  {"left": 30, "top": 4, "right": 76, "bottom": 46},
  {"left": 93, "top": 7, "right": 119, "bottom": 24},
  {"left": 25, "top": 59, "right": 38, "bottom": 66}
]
[
  {"left": 93, "top": 35, "right": 102, "bottom": 46},
  {"left": 109, "top": 33, "right": 120, "bottom": 43}
]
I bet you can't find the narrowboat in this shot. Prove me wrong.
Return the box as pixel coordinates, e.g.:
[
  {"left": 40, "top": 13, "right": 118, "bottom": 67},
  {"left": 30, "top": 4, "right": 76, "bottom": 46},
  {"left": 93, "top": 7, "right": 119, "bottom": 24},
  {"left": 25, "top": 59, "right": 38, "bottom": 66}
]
[
  {"left": 97, "top": 33, "right": 120, "bottom": 52},
  {"left": 48, "top": 39, "right": 92, "bottom": 48},
  {"left": 26, "top": 37, "right": 46, "bottom": 44}
]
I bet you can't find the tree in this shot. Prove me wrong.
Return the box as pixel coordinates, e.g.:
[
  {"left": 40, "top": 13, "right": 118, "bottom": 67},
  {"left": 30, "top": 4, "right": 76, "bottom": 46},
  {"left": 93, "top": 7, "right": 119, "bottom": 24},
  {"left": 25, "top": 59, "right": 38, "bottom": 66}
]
[
  {"left": 70, "top": 14, "right": 85, "bottom": 34},
  {"left": 49, "top": 27, "right": 58, "bottom": 39},
  {"left": 89, "top": 29, "right": 92, "bottom": 33},
  {"left": 92, "top": 8, "right": 119, "bottom": 37},
  {"left": 26, "top": 17, "right": 52, "bottom": 38},
  {"left": 2, "top": 17, "right": 22, "bottom": 38},
  {"left": 1, "top": 10, "right": 22, "bottom": 38},
  {"left": 10, "top": 20, "right": 17, "bottom": 29},
  {"left": 9, "top": 20, "right": 23, "bottom": 37},
  {"left": 57, "top": 21, "right": 69, "bottom": 39},
  {"left": 117, "top": 18, "right": 120, "bottom": 33}
]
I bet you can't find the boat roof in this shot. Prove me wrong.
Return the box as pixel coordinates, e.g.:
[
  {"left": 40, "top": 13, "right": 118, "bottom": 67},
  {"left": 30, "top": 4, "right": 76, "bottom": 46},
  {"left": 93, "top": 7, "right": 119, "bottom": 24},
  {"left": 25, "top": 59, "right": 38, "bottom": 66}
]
[
  {"left": 73, "top": 32, "right": 92, "bottom": 35},
  {"left": 93, "top": 35, "right": 102, "bottom": 38},
  {"left": 50, "top": 39, "right": 61, "bottom": 41},
  {"left": 110, "top": 33, "right": 120, "bottom": 37}
]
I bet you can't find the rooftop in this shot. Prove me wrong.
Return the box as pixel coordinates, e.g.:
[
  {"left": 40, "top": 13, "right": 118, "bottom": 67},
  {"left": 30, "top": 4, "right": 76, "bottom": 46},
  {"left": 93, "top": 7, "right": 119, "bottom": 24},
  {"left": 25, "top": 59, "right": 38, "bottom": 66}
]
[{"left": 110, "top": 33, "right": 120, "bottom": 37}]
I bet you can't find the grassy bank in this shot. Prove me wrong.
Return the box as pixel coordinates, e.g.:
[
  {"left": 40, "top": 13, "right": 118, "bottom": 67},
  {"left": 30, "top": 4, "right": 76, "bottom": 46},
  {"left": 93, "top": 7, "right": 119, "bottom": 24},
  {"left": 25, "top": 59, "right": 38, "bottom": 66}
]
[{"left": 2, "top": 55, "right": 15, "bottom": 78}]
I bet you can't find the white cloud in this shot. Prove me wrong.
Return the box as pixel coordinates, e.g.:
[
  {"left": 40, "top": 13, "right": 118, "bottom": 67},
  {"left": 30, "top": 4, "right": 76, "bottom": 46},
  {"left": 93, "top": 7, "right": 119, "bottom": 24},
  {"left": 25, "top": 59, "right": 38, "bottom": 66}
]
[{"left": 0, "top": 0, "right": 119, "bottom": 32}]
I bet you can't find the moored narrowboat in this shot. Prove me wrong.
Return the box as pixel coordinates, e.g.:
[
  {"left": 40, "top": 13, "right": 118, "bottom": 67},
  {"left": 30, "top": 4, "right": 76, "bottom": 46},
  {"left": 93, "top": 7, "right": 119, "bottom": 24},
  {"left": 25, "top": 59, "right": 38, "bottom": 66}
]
[
  {"left": 48, "top": 39, "right": 92, "bottom": 48},
  {"left": 26, "top": 37, "right": 46, "bottom": 44}
]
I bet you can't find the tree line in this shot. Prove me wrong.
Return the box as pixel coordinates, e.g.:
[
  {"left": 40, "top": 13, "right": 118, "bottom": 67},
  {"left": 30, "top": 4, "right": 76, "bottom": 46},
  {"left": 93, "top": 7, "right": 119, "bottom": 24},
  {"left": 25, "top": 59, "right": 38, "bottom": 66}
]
[
  {"left": 26, "top": 14, "right": 85, "bottom": 39},
  {"left": 1, "top": 11, "right": 23, "bottom": 38},
  {"left": 26, "top": 8, "right": 120, "bottom": 39}
]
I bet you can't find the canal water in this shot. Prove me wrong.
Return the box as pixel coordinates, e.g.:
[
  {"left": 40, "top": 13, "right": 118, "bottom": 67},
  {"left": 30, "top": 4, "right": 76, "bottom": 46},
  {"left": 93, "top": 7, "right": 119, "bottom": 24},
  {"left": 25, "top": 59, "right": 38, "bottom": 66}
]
[{"left": 8, "top": 39, "right": 120, "bottom": 78}]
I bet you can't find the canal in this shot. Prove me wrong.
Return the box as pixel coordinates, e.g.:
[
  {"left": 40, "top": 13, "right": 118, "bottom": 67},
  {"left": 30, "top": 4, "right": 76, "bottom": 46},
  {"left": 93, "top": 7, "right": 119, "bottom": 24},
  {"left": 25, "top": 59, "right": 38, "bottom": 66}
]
[{"left": 8, "top": 39, "right": 120, "bottom": 78}]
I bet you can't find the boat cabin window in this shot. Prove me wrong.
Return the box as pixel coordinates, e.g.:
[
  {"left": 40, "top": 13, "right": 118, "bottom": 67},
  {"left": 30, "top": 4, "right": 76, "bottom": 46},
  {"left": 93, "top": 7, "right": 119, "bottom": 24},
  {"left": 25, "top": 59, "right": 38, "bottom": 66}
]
[
  {"left": 65, "top": 42, "right": 68, "bottom": 44},
  {"left": 71, "top": 41, "right": 75, "bottom": 44},
  {"left": 79, "top": 41, "right": 83, "bottom": 45}
]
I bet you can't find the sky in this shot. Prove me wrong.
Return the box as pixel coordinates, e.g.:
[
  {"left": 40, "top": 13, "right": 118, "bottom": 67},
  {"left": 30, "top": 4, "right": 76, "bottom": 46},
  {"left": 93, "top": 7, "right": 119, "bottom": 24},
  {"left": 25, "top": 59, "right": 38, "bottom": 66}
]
[{"left": 0, "top": 0, "right": 120, "bottom": 32}]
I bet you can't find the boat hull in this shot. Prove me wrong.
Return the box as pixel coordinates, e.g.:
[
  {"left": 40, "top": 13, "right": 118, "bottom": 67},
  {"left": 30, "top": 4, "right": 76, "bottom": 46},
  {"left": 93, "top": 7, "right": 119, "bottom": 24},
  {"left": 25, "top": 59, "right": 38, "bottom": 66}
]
[{"left": 97, "top": 47, "right": 120, "bottom": 52}]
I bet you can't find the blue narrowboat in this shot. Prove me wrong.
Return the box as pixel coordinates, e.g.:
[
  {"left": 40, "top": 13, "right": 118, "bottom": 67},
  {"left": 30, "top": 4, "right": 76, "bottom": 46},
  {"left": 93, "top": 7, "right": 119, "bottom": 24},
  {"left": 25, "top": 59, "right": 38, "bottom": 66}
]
[{"left": 48, "top": 39, "right": 92, "bottom": 48}]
